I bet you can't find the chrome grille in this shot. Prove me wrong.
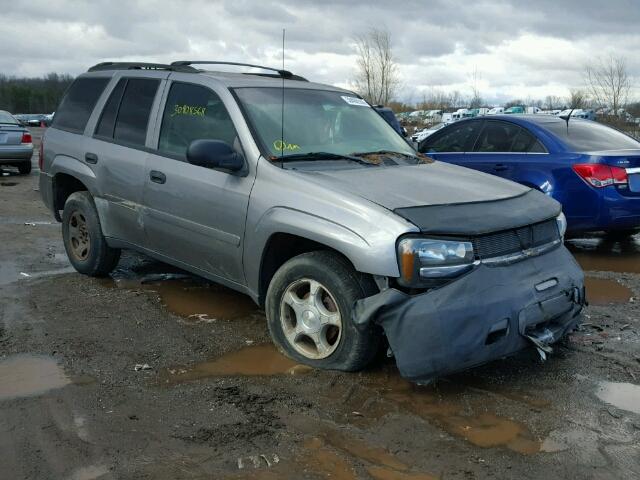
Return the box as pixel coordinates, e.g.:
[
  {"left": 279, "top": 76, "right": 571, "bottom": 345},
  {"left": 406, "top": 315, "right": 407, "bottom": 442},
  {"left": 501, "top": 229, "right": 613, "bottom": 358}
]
[{"left": 473, "top": 219, "right": 559, "bottom": 260}]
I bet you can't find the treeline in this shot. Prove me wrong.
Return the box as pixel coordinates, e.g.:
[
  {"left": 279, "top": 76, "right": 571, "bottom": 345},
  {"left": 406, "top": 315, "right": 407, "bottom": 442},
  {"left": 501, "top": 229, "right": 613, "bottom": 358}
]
[{"left": 0, "top": 73, "right": 74, "bottom": 114}]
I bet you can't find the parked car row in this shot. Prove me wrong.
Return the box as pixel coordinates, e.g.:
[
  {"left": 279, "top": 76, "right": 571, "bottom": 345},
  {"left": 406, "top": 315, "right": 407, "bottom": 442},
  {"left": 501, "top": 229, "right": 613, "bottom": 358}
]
[
  {"left": 13, "top": 112, "right": 55, "bottom": 127},
  {"left": 37, "top": 60, "right": 585, "bottom": 383}
]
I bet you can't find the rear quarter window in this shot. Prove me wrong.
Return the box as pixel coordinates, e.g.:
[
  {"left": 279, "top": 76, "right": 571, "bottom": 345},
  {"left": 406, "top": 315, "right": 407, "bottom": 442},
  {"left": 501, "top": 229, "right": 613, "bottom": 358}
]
[{"left": 53, "top": 77, "right": 110, "bottom": 133}]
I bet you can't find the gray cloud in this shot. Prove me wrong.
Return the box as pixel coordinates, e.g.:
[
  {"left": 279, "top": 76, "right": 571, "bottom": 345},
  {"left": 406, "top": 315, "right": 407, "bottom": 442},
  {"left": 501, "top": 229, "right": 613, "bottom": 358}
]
[{"left": 0, "top": 0, "right": 638, "bottom": 103}]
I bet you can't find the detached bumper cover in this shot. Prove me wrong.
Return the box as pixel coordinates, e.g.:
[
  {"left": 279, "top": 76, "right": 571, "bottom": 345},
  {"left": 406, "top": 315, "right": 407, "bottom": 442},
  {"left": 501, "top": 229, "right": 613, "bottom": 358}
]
[{"left": 354, "top": 246, "right": 584, "bottom": 382}]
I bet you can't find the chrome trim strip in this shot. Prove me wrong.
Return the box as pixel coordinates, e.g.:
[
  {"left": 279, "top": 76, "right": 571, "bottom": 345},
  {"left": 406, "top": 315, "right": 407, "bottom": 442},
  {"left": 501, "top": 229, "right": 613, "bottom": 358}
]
[
  {"left": 480, "top": 239, "right": 562, "bottom": 266},
  {"left": 626, "top": 167, "right": 640, "bottom": 174}
]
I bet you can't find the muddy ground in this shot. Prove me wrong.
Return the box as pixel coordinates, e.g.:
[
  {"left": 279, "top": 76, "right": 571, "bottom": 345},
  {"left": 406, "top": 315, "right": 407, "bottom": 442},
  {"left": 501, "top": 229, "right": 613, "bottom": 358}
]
[{"left": 0, "top": 128, "right": 639, "bottom": 480}]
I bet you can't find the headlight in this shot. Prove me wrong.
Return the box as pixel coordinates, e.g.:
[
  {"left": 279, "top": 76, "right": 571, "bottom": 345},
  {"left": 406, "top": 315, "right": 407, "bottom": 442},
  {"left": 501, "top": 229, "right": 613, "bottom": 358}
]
[
  {"left": 556, "top": 212, "right": 567, "bottom": 239},
  {"left": 398, "top": 237, "right": 476, "bottom": 288}
]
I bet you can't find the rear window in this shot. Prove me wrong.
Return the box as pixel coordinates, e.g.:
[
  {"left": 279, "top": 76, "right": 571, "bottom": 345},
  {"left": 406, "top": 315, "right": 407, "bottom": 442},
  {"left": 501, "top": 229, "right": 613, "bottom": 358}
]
[
  {"left": 53, "top": 77, "right": 110, "bottom": 133},
  {"left": 0, "top": 111, "right": 18, "bottom": 124},
  {"left": 545, "top": 120, "right": 640, "bottom": 152}
]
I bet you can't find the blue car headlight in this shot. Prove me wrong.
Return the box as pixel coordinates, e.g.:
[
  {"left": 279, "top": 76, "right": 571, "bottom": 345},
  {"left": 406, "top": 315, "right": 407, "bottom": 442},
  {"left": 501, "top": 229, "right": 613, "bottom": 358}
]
[{"left": 398, "top": 237, "right": 477, "bottom": 288}]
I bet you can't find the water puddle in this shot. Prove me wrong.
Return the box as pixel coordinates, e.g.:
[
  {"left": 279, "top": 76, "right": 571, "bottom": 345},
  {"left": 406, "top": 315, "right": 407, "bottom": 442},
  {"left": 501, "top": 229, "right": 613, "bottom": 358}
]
[
  {"left": 0, "top": 354, "right": 71, "bottom": 401},
  {"left": 595, "top": 381, "right": 640, "bottom": 415},
  {"left": 567, "top": 237, "right": 640, "bottom": 273},
  {"left": 229, "top": 427, "right": 437, "bottom": 480},
  {"left": 335, "top": 372, "right": 542, "bottom": 454},
  {"left": 101, "top": 274, "right": 261, "bottom": 323},
  {"left": 584, "top": 277, "right": 633, "bottom": 305},
  {"left": 160, "top": 344, "right": 310, "bottom": 384}
]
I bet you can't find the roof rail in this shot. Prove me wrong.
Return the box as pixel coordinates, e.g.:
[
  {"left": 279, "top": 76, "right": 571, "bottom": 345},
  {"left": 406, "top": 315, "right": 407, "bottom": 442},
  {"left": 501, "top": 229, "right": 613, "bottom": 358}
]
[
  {"left": 170, "top": 61, "right": 307, "bottom": 81},
  {"left": 87, "top": 62, "right": 198, "bottom": 73}
]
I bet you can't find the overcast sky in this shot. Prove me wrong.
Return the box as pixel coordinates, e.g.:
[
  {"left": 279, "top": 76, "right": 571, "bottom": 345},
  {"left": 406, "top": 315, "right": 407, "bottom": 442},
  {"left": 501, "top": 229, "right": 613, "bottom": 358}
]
[{"left": 2, "top": 0, "right": 639, "bottom": 105}]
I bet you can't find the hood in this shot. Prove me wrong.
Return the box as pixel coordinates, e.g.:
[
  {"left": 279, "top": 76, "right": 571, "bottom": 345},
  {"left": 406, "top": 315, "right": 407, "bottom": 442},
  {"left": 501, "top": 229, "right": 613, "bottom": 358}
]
[{"left": 296, "top": 161, "right": 528, "bottom": 210}]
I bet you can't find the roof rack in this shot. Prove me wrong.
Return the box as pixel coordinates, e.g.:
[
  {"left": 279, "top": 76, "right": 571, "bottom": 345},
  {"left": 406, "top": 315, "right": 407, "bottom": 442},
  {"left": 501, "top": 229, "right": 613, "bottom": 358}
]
[
  {"left": 170, "top": 61, "right": 308, "bottom": 81},
  {"left": 87, "top": 62, "right": 198, "bottom": 73}
]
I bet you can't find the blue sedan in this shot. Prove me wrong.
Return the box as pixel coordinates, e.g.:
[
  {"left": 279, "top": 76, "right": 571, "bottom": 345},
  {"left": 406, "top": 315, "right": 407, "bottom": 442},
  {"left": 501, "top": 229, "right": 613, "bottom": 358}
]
[{"left": 418, "top": 115, "right": 640, "bottom": 235}]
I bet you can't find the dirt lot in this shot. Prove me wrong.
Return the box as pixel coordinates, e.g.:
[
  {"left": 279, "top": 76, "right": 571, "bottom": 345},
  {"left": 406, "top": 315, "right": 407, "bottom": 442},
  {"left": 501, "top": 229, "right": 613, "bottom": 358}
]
[{"left": 0, "top": 128, "right": 639, "bottom": 480}]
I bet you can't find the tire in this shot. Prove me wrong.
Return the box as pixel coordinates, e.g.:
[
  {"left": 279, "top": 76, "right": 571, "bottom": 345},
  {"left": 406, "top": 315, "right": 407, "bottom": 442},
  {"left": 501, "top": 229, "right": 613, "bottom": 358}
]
[
  {"left": 266, "top": 250, "right": 380, "bottom": 371},
  {"left": 62, "top": 191, "right": 120, "bottom": 276},
  {"left": 18, "top": 163, "right": 32, "bottom": 175}
]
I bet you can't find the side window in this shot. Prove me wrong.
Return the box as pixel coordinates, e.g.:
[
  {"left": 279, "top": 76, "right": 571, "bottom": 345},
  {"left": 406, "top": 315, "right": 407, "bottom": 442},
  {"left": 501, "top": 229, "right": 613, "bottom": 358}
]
[
  {"left": 474, "top": 121, "right": 520, "bottom": 152},
  {"left": 420, "top": 122, "right": 480, "bottom": 153},
  {"left": 53, "top": 77, "right": 110, "bottom": 133},
  {"left": 112, "top": 78, "right": 160, "bottom": 147},
  {"left": 511, "top": 128, "right": 537, "bottom": 152},
  {"left": 158, "top": 82, "right": 237, "bottom": 159},
  {"left": 95, "top": 79, "right": 126, "bottom": 139},
  {"left": 528, "top": 139, "right": 547, "bottom": 153}
]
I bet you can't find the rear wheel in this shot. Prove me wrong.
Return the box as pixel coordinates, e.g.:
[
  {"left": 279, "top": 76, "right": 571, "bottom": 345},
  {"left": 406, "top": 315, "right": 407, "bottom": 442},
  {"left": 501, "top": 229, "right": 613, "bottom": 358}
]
[
  {"left": 62, "top": 191, "right": 120, "bottom": 276},
  {"left": 266, "top": 251, "right": 380, "bottom": 371},
  {"left": 18, "top": 163, "right": 32, "bottom": 175}
]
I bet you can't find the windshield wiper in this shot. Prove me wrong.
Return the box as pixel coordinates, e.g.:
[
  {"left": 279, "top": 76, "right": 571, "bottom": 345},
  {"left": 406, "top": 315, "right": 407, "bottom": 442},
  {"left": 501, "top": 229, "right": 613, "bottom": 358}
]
[
  {"left": 278, "top": 152, "right": 379, "bottom": 166},
  {"left": 352, "top": 150, "right": 417, "bottom": 159},
  {"left": 352, "top": 150, "right": 431, "bottom": 164}
]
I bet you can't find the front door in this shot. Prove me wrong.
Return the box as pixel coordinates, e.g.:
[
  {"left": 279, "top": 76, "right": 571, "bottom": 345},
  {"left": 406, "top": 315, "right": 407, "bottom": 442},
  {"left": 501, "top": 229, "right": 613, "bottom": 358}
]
[{"left": 142, "top": 79, "right": 255, "bottom": 286}]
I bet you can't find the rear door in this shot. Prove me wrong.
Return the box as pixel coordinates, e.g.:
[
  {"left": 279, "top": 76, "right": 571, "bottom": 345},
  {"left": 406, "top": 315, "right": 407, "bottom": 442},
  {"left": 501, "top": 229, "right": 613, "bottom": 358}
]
[
  {"left": 467, "top": 120, "right": 545, "bottom": 179},
  {"left": 87, "top": 72, "right": 167, "bottom": 246},
  {"left": 418, "top": 120, "right": 482, "bottom": 167},
  {"left": 142, "top": 76, "right": 255, "bottom": 286}
]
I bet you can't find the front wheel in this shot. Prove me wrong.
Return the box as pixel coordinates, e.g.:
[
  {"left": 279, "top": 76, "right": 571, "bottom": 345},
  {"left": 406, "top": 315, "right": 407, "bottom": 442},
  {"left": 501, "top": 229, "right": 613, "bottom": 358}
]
[{"left": 266, "top": 251, "right": 380, "bottom": 371}]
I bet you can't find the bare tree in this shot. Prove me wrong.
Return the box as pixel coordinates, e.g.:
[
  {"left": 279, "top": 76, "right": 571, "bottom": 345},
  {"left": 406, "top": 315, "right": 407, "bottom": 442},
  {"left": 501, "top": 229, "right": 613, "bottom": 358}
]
[
  {"left": 354, "top": 28, "right": 400, "bottom": 105},
  {"left": 544, "top": 95, "right": 563, "bottom": 110},
  {"left": 585, "top": 55, "right": 631, "bottom": 115},
  {"left": 468, "top": 66, "right": 483, "bottom": 109},
  {"left": 567, "top": 88, "right": 588, "bottom": 109}
]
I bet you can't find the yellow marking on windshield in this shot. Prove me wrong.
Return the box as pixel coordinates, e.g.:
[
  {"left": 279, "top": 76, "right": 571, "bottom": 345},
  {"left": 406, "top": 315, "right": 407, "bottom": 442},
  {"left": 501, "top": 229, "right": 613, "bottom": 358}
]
[
  {"left": 273, "top": 139, "right": 300, "bottom": 151},
  {"left": 171, "top": 104, "right": 207, "bottom": 117}
]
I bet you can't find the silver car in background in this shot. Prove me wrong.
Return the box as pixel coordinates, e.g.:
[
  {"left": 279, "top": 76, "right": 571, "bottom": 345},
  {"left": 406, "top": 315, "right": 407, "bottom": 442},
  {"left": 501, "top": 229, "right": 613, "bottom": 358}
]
[{"left": 0, "top": 110, "right": 33, "bottom": 174}]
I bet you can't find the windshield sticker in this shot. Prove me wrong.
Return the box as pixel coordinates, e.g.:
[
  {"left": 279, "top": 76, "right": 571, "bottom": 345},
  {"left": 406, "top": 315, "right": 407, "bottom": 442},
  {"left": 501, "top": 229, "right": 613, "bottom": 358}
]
[
  {"left": 341, "top": 96, "right": 369, "bottom": 107},
  {"left": 273, "top": 140, "right": 300, "bottom": 151},
  {"left": 171, "top": 104, "right": 207, "bottom": 117}
]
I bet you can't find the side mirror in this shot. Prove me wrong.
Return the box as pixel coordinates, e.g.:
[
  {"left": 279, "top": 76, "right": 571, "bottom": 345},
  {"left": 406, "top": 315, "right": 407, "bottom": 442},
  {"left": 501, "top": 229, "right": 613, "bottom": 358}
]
[{"left": 186, "top": 139, "right": 244, "bottom": 172}]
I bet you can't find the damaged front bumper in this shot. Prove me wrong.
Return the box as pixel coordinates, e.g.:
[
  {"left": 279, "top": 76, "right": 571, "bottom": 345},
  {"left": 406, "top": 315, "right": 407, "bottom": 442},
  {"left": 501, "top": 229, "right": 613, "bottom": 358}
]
[{"left": 354, "top": 246, "right": 585, "bottom": 382}]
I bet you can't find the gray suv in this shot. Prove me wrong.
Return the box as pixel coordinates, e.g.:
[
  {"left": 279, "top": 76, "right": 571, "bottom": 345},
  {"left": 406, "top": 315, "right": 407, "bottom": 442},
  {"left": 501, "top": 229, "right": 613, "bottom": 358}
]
[{"left": 40, "top": 61, "right": 585, "bottom": 382}]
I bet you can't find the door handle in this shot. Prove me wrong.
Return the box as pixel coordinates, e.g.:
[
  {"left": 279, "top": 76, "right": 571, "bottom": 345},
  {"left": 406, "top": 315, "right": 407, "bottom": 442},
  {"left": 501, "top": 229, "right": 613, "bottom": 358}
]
[
  {"left": 85, "top": 152, "right": 98, "bottom": 164},
  {"left": 494, "top": 164, "right": 508, "bottom": 172},
  {"left": 149, "top": 170, "right": 166, "bottom": 184}
]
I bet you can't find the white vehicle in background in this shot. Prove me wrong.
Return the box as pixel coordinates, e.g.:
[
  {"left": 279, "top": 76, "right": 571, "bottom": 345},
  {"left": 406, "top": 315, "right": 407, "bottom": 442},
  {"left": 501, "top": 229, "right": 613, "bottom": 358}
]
[
  {"left": 441, "top": 112, "right": 453, "bottom": 123},
  {"left": 526, "top": 107, "right": 542, "bottom": 114},
  {"left": 452, "top": 108, "right": 472, "bottom": 121},
  {"left": 558, "top": 109, "right": 596, "bottom": 121},
  {"left": 411, "top": 122, "right": 449, "bottom": 143},
  {"left": 487, "top": 107, "right": 504, "bottom": 115},
  {"left": 422, "top": 109, "right": 442, "bottom": 124}
]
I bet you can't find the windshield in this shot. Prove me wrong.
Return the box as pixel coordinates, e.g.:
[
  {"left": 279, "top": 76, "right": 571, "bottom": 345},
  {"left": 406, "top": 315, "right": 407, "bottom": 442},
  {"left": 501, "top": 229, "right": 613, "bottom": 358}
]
[
  {"left": 0, "top": 111, "right": 18, "bottom": 124},
  {"left": 544, "top": 120, "right": 640, "bottom": 152},
  {"left": 234, "top": 88, "right": 414, "bottom": 159}
]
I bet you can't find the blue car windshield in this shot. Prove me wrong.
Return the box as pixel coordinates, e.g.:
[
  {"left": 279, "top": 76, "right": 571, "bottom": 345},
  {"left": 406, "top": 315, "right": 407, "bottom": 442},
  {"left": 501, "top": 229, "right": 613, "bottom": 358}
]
[
  {"left": 545, "top": 120, "right": 640, "bottom": 152},
  {"left": 234, "top": 87, "right": 413, "bottom": 159}
]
